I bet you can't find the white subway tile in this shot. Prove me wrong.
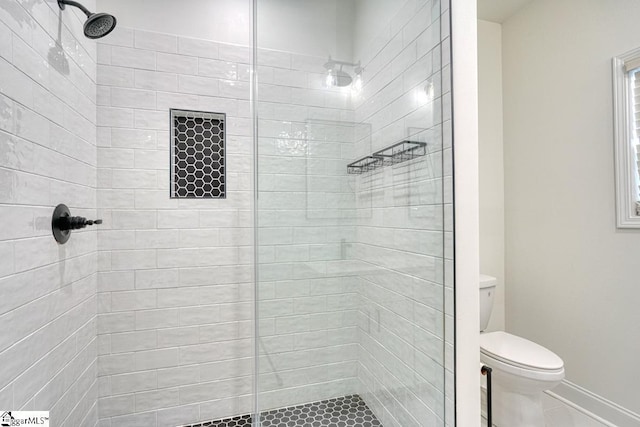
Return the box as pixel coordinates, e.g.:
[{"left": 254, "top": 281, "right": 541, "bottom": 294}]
[
  {"left": 135, "top": 69, "right": 178, "bottom": 92},
  {"left": 135, "top": 30, "right": 178, "bottom": 54},
  {"left": 98, "top": 271, "right": 135, "bottom": 292},
  {"left": 97, "top": 44, "right": 112, "bottom": 65},
  {"left": 157, "top": 326, "right": 200, "bottom": 347},
  {"left": 136, "top": 308, "right": 180, "bottom": 330},
  {"left": 98, "top": 65, "right": 135, "bottom": 87},
  {"left": 135, "top": 269, "right": 179, "bottom": 290},
  {"left": 156, "top": 92, "right": 199, "bottom": 111},
  {"left": 111, "top": 211, "right": 156, "bottom": 229},
  {"left": 135, "top": 388, "right": 179, "bottom": 413},
  {"left": 110, "top": 330, "right": 157, "bottom": 353},
  {"left": 98, "top": 147, "right": 135, "bottom": 168},
  {"left": 100, "top": 27, "right": 134, "bottom": 47},
  {"left": 111, "top": 371, "right": 157, "bottom": 395},
  {"left": 134, "top": 348, "right": 178, "bottom": 370},
  {"left": 218, "top": 80, "right": 249, "bottom": 100},
  {"left": 178, "top": 306, "right": 220, "bottom": 327},
  {"left": 109, "top": 412, "right": 157, "bottom": 427},
  {"left": 0, "top": 21, "right": 12, "bottom": 60},
  {"left": 134, "top": 110, "right": 168, "bottom": 130},
  {"left": 111, "top": 46, "right": 156, "bottom": 70},
  {"left": 157, "top": 210, "right": 199, "bottom": 229},
  {"left": 98, "top": 394, "right": 135, "bottom": 417},
  {"left": 111, "top": 169, "right": 157, "bottom": 189},
  {"left": 156, "top": 403, "right": 198, "bottom": 427},
  {"left": 98, "top": 312, "right": 135, "bottom": 334},
  {"left": 111, "top": 290, "right": 157, "bottom": 312},
  {"left": 97, "top": 107, "right": 134, "bottom": 127},
  {"left": 178, "top": 75, "right": 219, "bottom": 97},
  {"left": 111, "top": 128, "right": 157, "bottom": 149},
  {"left": 111, "top": 250, "right": 156, "bottom": 270},
  {"left": 157, "top": 366, "right": 199, "bottom": 389},
  {"left": 178, "top": 37, "right": 219, "bottom": 59},
  {"left": 218, "top": 44, "right": 250, "bottom": 63},
  {"left": 135, "top": 230, "right": 179, "bottom": 249},
  {"left": 198, "top": 58, "right": 237, "bottom": 80},
  {"left": 111, "top": 87, "right": 156, "bottom": 109},
  {"left": 156, "top": 52, "right": 198, "bottom": 75},
  {"left": 0, "top": 241, "right": 14, "bottom": 278}
]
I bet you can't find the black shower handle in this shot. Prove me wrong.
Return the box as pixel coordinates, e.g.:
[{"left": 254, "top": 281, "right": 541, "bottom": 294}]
[
  {"left": 58, "top": 216, "right": 103, "bottom": 230},
  {"left": 52, "top": 204, "right": 103, "bottom": 244}
]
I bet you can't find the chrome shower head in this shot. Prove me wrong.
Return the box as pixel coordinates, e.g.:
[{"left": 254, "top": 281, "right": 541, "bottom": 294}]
[
  {"left": 331, "top": 68, "right": 353, "bottom": 87},
  {"left": 324, "top": 57, "right": 362, "bottom": 88},
  {"left": 58, "top": 0, "right": 117, "bottom": 39}
]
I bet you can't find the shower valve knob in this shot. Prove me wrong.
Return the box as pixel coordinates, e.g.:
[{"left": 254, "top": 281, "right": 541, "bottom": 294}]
[
  {"left": 52, "top": 204, "right": 102, "bottom": 244},
  {"left": 60, "top": 216, "right": 103, "bottom": 230}
]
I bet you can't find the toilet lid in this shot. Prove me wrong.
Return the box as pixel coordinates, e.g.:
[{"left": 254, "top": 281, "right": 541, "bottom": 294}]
[{"left": 480, "top": 331, "right": 564, "bottom": 371}]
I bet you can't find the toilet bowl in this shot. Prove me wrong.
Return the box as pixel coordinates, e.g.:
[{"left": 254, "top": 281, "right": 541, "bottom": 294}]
[{"left": 480, "top": 276, "right": 564, "bottom": 426}]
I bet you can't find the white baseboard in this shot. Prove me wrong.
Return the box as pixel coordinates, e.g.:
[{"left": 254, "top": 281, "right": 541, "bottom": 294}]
[{"left": 548, "top": 380, "right": 640, "bottom": 427}]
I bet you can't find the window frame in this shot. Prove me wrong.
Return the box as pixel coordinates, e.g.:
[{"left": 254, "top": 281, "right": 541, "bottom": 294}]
[{"left": 612, "top": 48, "right": 640, "bottom": 228}]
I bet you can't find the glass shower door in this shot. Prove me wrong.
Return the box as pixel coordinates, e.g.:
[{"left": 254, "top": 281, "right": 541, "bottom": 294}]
[{"left": 253, "top": 0, "right": 454, "bottom": 426}]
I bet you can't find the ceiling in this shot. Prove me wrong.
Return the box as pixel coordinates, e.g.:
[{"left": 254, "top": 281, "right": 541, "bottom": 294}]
[{"left": 477, "top": 0, "right": 534, "bottom": 23}]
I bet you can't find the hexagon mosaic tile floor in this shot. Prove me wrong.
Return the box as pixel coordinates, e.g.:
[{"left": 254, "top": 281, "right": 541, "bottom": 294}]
[{"left": 182, "top": 395, "right": 382, "bottom": 427}]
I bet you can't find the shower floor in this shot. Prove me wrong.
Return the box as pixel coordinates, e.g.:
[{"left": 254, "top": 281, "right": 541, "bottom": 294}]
[{"left": 182, "top": 394, "right": 382, "bottom": 427}]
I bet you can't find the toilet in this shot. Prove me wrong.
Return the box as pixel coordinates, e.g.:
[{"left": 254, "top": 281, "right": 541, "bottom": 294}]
[{"left": 480, "top": 275, "right": 565, "bottom": 426}]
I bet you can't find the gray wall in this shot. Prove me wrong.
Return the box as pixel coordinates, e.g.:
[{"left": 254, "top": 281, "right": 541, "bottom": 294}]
[{"left": 503, "top": 0, "right": 640, "bottom": 415}]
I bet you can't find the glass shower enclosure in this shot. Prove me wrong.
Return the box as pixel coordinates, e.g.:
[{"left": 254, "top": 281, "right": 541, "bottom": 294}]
[
  {"left": 254, "top": 1, "right": 454, "bottom": 426},
  {"left": 0, "top": 0, "right": 452, "bottom": 425}
]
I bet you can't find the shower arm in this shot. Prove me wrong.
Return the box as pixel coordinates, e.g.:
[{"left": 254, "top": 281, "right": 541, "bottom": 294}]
[
  {"left": 58, "top": 0, "right": 92, "bottom": 17},
  {"left": 324, "top": 57, "right": 363, "bottom": 78}
]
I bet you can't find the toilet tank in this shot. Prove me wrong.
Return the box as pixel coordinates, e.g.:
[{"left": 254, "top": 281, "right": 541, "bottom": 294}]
[{"left": 479, "top": 275, "right": 497, "bottom": 331}]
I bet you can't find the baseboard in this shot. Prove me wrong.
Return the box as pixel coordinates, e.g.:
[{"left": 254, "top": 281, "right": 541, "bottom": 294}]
[{"left": 548, "top": 380, "right": 640, "bottom": 427}]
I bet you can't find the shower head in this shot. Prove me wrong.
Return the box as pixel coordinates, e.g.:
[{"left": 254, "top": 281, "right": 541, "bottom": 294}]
[
  {"left": 331, "top": 68, "right": 353, "bottom": 87},
  {"left": 58, "top": 0, "right": 117, "bottom": 39},
  {"left": 84, "top": 13, "right": 117, "bottom": 39},
  {"left": 324, "top": 57, "right": 363, "bottom": 88}
]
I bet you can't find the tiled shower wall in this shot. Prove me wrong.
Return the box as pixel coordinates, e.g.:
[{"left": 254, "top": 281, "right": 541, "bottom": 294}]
[
  {"left": 353, "top": 0, "right": 453, "bottom": 426},
  {"left": 0, "top": 0, "right": 99, "bottom": 425},
  {"left": 0, "top": 2, "right": 453, "bottom": 426},
  {"left": 95, "top": 23, "right": 376, "bottom": 425},
  {"left": 95, "top": 1, "right": 453, "bottom": 424},
  {"left": 95, "top": 28, "right": 254, "bottom": 427},
  {"left": 95, "top": 27, "right": 363, "bottom": 425}
]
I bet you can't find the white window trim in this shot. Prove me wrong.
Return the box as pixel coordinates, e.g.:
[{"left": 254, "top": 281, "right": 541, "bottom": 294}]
[{"left": 612, "top": 48, "right": 640, "bottom": 228}]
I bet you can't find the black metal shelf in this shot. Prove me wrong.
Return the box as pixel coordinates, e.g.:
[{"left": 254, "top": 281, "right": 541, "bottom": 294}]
[{"left": 347, "top": 140, "right": 427, "bottom": 174}]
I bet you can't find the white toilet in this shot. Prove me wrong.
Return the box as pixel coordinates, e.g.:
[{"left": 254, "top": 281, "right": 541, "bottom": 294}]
[{"left": 480, "top": 275, "right": 565, "bottom": 426}]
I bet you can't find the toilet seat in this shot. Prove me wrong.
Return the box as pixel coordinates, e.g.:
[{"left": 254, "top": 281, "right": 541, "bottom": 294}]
[{"left": 480, "top": 331, "right": 565, "bottom": 381}]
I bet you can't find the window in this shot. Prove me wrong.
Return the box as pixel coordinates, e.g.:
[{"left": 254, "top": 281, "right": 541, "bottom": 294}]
[{"left": 613, "top": 48, "right": 640, "bottom": 227}]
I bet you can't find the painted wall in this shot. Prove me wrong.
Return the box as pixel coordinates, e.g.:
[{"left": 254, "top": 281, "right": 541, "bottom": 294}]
[
  {"left": 503, "top": 0, "right": 640, "bottom": 415},
  {"left": 477, "top": 19, "right": 505, "bottom": 332},
  {"left": 450, "top": 0, "right": 481, "bottom": 423},
  {"left": 0, "top": 0, "right": 99, "bottom": 425}
]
